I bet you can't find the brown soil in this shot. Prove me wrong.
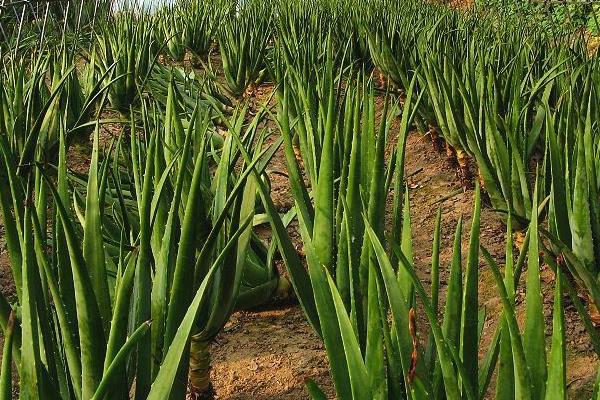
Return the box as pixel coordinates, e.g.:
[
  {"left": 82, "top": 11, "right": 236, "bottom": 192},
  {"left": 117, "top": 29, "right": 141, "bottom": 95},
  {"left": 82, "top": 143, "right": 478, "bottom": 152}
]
[{"left": 210, "top": 307, "right": 334, "bottom": 399}]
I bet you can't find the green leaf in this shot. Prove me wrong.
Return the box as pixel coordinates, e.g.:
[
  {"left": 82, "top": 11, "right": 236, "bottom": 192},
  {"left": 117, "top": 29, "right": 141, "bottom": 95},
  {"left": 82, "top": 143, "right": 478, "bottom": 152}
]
[
  {"left": 381, "top": 225, "right": 471, "bottom": 400},
  {"left": 312, "top": 75, "right": 335, "bottom": 271},
  {"left": 364, "top": 222, "right": 414, "bottom": 396},
  {"left": 482, "top": 246, "right": 532, "bottom": 400},
  {"left": 326, "top": 271, "right": 372, "bottom": 399},
  {"left": 83, "top": 124, "right": 112, "bottom": 334},
  {"left": 0, "top": 312, "right": 15, "bottom": 400},
  {"left": 523, "top": 179, "right": 547, "bottom": 400},
  {"left": 544, "top": 267, "right": 566, "bottom": 400},
  {"left": 102, "top": 249, "right": 138, "bottom": 398},
  {"left": 496, "top": 214, "right": 515, "bottom": 400},
  {"left": 150, "top": 106, "right": 196, "bottom": 375},
  {"left": 162, "top": 128, "right": 209, "bottom": 398},
  {"left": 397, "top": 188, "right": 414, "bottom": 304},
  {"left": 460, "top": 183, "right": 481, "bottom": 396},
  {"left": 365, "top": 260, "right": 387, "bottom": 400},
  {"left": 45, "top": 170, "right": 106, "bottom": 399},
  {"left": 92, "top": 321, "right": 152, "bottom": 400},
  {"left": 305, "top": 379, "right": 328, "bottom": 400},
  {"left": 133, "top": 130, "right": 157, "bottom": 400},
  {"left": 433, "top": 216, "right": 463, "bottom": 399},
  {"left": 570, "top": 127, "right": 594, "bottom": 270}
]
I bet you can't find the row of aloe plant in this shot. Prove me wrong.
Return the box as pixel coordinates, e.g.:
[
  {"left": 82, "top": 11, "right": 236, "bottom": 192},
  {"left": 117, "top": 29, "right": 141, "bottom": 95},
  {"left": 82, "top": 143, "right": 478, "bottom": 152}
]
[
  {"left": 145, "top": 1, "right": 600, "bottom": 396},
  {"left": 265, "top": 46, "right": 600, "bottom": 396},
  {"left": 151, "top": 0, "right": 600, "bottom": 291},
  {"left": 363, "top": 0, "right": 600, "bottom": 312},
  {"left": 0, "top": 20, "right": 293, "bottom": 396},
  {"left": 0, "top": 0, "right": 112, "bottom": 55}
]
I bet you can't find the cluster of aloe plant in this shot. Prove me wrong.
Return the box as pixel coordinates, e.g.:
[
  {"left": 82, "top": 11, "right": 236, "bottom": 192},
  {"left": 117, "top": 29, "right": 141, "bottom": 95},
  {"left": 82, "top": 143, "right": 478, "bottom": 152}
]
[
  {"left": 0, "top": 0, "right": 111, "bottom": 54},
  {"left": 268, "top": 32, "right": 600, "bottom": 396},
  {"left": 362, "top": 0, "right": 600, "bottom": 305},
  {"left": 154, "top": 0, "right": 224, "bottom": 61},
  {"left": 0, "top": 5, "right": 290, "bottom": 396},
  {"left": 0, "top": 64, "right": 290, "bottom": 399},
  {"left": 89, "top": 11, "right": 158, "bottom": 114},
  {"left": 217, "top": 0, "right": 272, "bottom": 96}
]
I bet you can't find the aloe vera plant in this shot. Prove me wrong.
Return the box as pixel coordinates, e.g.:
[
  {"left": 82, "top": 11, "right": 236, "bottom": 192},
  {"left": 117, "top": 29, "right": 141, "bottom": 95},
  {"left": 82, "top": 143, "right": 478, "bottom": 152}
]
[
  {"left": 357, "top": 2, "right": 600, "bottom": 318},
  {"left": 91, "top": 11, "right": 157, "bottom": 113},
  {"left": 268, "top": 32, "right": 600, "bottom": 393},
  {"left": 0, "top": 43, "right": 112, "bottom": 178},
  {"left": 217, "top": 0, "right": 271, "bottom": 96},
  {"left": 146, "top": 63, "right": 233, "bottom": 123},
  {"left": 155, "top": 6, "right": 187, "bottom": 62},
  {"left": 181, "top": 0, "right": 224, "bottom": 58},
  {"left": 0, "top": 65, "right": 288, "bottom": 399},
  {"left": 269, "top": 29, "right": 429, "bottom": 392}
]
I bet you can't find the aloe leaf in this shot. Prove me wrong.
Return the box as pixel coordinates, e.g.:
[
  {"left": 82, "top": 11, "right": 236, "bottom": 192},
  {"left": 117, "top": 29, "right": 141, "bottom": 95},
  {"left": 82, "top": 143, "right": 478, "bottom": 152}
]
[
  {"left": 540, "top": 247, "right": 600, "bottom": 355},
  {"left": 44, "top": 169, "right": 106, "bottom": 399},
  {"left": 201, "top": 150, "right": 257, "bottom": 336},
  {"left": 481, "top": 246, "right": 532, "bottom": 400},
  {"left": 381, "top": 226, "right": 471, "bottom": 400},
  {"left": 570, "top": 126, "right": 594, "bottom": 270},
  {"left": 460, "top": 183, "right": 481, "bottom": 396},
  {"left": 425, "top": 208, "right": 442, "bottom": 380},
  {"left": 496, "top": 214, "right": 515, "bottom": 400},
  {"left": 162, "top": 131, "right": 208, "bottom": 396},
  {"left": 391, "top": 75, "right": 421, "bottom": 265},
  {"left": 299, "top": 209, "right": 353, "bottom": 400},
  {"left": 479, "top": 325, "right": 501, "bottom": 400},
  {"left": 326, "top": 271, "right": 371, "bottom": 399},
  {"left": 433, "top": 216, "right": 463, "bottom": 399},
  {"left": 524, "top": 180, "right": 547, "bottom": 400},
  {"left": 92, "top": 321, "right": 152, "bottom": 400},
  {"left": 539, "top": 227, "right": 600, "bottom": 309},
  {"left": 150, "top": 106, "right": 195, "bottom": 374},
  {"left": 102, "top": 249, "right": 138, "bottom": 398},
  {"left": 132, "top": 131, "right": 156, "bottom": 400},
  {"left": 582, "top": 93, "right": 600, "bottom": 275},
  {"left": 365, "top": 263, "right": 387, "bottom": 400},
  {"left": 546, "top": 110, "right": 571, "bottom": 245},
  {"left": 544, "top": 267, "right": 566, "bottom": 400},
  {"left": 397, "top": 188, "right": 414, "bottom": 304},
  {"left": 305, "top": 380, "right": 328, "bottom": 400},
  {"left": 31, "top": 208, "right": 83, "bottom": 400},
  {"left": 56, "top": 126, "right": 77, "bottom": 341},
  {"left": 0, "top": 312, "right": 15, "bottom": 400},
  {"left": 83, "top": 124, "right": 112, "bottom": 334},
  {"left": 312, "top": 75, "right": 335, "bottom": 271},
  {"left": 370, "top": 217, "right": 475, "bottom": 400}
]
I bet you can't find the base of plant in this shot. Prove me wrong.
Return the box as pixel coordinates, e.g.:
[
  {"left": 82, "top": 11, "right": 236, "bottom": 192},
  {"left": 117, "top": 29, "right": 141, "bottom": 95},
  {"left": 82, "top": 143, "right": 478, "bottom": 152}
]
[
  {"left": 275, "top": 275, "right": 294, "bottom": 300},
  {"left": 189, "top": 337, "right": 213, "bottom": 400},
  {"left": 189, "top": 383, "right": 215, "bottom": 400}
]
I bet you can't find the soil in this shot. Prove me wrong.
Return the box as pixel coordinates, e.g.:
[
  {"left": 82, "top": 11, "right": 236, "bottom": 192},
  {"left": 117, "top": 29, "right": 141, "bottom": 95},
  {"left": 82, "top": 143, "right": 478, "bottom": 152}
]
[
  {"left": 210, "top": 306, "right": 334, "bottom": 399},
  {"left": 0, "top": 52, "right": 597, "bottom": 400}
]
